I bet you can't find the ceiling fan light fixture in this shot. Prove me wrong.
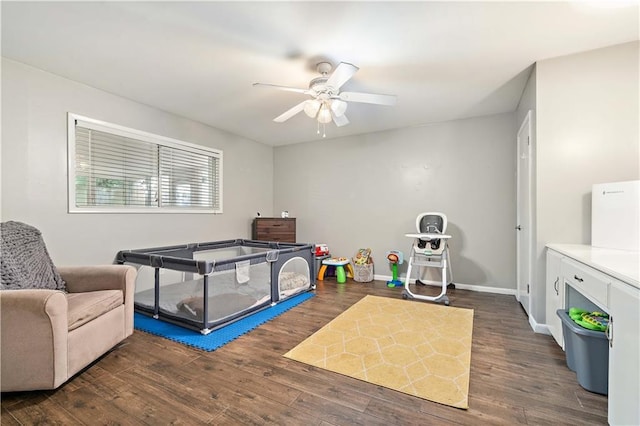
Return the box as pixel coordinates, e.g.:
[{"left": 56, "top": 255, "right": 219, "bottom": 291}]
[
  {"left": 317, "top": 104, "right": 332, "bottom": 124},
  {"left": 318, "top": 104, "right": 333, "bottom": 124},
  {"left": 304, "top": 99, "right": 321, "bottom": 118}
]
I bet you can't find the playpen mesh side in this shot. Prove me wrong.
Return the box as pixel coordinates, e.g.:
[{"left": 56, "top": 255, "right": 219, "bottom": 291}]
[
  {"left": 278, "top": 257, "right": 310, "bottom": 298},
  {"left": 131, "top": 261, "right": 272, "bottom": 324}
]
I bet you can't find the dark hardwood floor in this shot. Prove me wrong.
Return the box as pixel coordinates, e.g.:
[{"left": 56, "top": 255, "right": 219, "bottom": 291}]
[{"left": 1, "top": 279, "right": 608, "bottom": 425}]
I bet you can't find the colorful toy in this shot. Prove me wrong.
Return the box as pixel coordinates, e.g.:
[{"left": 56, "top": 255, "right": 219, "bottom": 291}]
[
  {"left": 318, "top": 257, "right": 353, "bottom": 284},
  {"left": 354, "top": 248, "right": 371, "bottom": 265},
  {"left": 386, "top": 250, "right": 404, "bottom": 287},
  {"left": 315, "top": 244, "right": 330, "bottom": 257},
  {"left": 569, "top": 307, "right": 609, "bottom": 332}
]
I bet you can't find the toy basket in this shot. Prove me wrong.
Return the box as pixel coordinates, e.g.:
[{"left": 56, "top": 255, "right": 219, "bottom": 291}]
[
  {"left": 352, "top": 248, "right": 374, "bottom": 283},
  {"left": 353, "top": 262, "right": 374, "bottom": 282}
]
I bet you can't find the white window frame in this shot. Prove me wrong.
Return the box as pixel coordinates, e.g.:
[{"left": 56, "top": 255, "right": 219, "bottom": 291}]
[{"left": 67, "top": 113, "right": 223, "bottom": 214}]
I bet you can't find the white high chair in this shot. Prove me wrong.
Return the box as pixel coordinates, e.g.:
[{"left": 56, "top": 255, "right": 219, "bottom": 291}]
[{"left": 402, "top": 212, "right": 453, "bottom": 305}]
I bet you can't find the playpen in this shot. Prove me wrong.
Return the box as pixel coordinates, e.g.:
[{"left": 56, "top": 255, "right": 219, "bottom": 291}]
[{"left": 117, "top": 239, "right": 314, "bottom": 334}]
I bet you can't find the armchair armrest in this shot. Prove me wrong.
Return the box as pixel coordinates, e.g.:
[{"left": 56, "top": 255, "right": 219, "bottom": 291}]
[
  {"left": 0, "top": 290, "right": 68, "bottom": 391},
  {"left": 58, "top": 265, "right": 137, "bottom": 336},
  {"left": 58, "top": 265, "right": 136, "bottom": 294}
]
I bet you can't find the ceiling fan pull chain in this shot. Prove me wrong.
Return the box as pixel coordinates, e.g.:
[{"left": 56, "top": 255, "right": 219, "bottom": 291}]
[
  {"left": 317, "top": 120, "right": 320, "bottom": 135},
  {"left": 323, "top": 123, "right": 326, "bottom": 138}
]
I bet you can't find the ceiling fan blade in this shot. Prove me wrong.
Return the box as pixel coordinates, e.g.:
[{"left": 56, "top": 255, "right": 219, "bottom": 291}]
[
  {"left": 326, "top": 62, "right": 359, "bottom": 90},
  {"left": 253, "top": 82, "right": 311, "bottom": 95},
  {"left": 339, "top": 91, "right": 397, "bottom": 106},
  {"left": 332, "top": 112, "right": 350, "bottom": 127},
  {"left": 330, "top": 99, "right": 348, "bottom": 117},
  {"left": 273, "top": 101, "right": 307, "bottom": 122}
]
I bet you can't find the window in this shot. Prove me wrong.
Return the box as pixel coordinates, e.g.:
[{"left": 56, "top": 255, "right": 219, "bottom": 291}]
[{"left": 68, "top": 113, "right": 223, "bottom": 213}]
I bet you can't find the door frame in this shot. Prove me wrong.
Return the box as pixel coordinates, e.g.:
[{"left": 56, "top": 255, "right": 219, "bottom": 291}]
[{"left": 516, "top": 110, "right": 533, "bottom": 316}]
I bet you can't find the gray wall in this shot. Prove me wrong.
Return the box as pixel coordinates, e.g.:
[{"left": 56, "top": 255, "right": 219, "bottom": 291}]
[
  {"left": 535, "top": 41, "right": 639, "bottom": 321},
  {"left": 1, "top": 59, "right": 274, "bottom": 265},
  {"left": 274, "top": 112, "right": 517, "bottom": 290}
]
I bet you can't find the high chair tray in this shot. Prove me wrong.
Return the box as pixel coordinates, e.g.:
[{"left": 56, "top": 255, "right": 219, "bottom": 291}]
[{"left": 405, "top": 233, "right": 451, "bottom": 240}]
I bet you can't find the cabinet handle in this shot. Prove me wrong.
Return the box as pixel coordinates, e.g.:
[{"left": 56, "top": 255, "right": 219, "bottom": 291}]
[
  {"left": 554, "top": 278, "right": 559, "bottom": 295},
  {"left": 606, "top": 317, "right": 613, "bottom": 348},
  {"left": 573, "top": 275, "right": 584, "bottom": 283}
]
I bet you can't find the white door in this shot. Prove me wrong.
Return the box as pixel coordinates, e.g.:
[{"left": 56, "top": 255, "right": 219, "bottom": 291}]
[{"left": 516, "top": 111, "right": 532, "bottom": 316}]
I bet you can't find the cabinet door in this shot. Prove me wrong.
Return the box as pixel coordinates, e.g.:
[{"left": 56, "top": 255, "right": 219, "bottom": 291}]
[
  {"left": 608, "top": 280, "right": 640, "bottom": 426},
  {"left": 545, "top": 249, "right": 564, "bottom": 346}
]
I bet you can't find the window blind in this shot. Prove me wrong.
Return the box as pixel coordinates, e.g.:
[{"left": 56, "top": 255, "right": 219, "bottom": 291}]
[{"left": 69, "top": 114, "right": 222, "bottom": 213}]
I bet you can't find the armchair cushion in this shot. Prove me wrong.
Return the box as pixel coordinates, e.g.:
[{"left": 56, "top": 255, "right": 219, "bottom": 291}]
[
  {"left": 0, "top": 221, "right": 66, "bottom": 291},
  {"left": 66, "top": 290, "right": 123, "bottom": 331}
]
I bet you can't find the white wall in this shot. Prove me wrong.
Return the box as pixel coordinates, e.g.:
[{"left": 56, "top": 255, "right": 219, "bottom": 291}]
[
  {"left": 1, "top": 59, "right": 274, "bottom": 265},
  {"left": 274, "top": 112, "right": 517, "bottom": 290},
  {"left": 535, "top": 42, "right": 639, "bottom": 320},
  {"left": 516, "top": 66, "right": 542, "bottom": 321},
  {"left": 516, "top": 65, "right": 536, "bottom": 130}
]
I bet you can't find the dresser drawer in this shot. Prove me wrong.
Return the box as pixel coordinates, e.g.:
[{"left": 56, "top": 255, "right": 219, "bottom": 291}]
[
  {"left": 256, "top": 219, "right": 295, "bottom": 232},
  {"left": 252, "top": 218, "right": 296, "bottom": 243},
  {"left": 561, "top": 257, "right": 610, "bottom": 309}
]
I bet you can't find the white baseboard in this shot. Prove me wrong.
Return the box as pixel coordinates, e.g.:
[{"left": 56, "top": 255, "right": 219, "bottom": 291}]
[
  {"left": 529, "top": 315, "right": 551, "bottom": 335},
  {"left": 373, "top": 274, "right": 517, "bottom": 296}
]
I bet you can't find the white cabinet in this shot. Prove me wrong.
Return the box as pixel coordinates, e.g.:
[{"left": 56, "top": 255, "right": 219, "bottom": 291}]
[
  {"left": 561, "top": 257, "right": 610, "bottom": 311},
  {"left": 545, "top": 249, "right": 564, "bottom": 346},
  {"left": 545, "top": 244, "right": 639, "bottom": 426},
  {"left": 607, "top": 279, "right": 640, "bottom": 426}
]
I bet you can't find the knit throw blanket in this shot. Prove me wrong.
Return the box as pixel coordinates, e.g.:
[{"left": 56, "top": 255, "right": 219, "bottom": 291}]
[{"left": 0, "top": 221, "right": 66, "bottom": 291}]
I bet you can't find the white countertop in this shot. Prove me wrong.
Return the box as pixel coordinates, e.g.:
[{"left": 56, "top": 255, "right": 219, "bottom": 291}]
[{"left": 547, "top": 244, "right": 639, "bottom": 289}]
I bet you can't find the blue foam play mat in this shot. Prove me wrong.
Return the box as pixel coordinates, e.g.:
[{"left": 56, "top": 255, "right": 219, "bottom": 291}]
[{"left": 134, "top": 292, "right": 315, "bottom": 351}]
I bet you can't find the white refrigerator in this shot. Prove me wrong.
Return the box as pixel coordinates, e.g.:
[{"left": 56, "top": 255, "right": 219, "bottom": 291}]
[{"left": 592, "top": 180, "right": 640, "bottom": 251}]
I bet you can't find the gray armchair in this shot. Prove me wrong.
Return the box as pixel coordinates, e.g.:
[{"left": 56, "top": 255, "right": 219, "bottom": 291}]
[{"left": 1, "top": 265, "right": 136, "bottom": 392}]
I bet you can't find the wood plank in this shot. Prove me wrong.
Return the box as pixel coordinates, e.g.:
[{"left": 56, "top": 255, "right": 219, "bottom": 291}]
[
  {"left": 290, "top": 390, "right": 392, "bottom": 426},
  {"left": 0, "top": 395, "right": 82, "bottom": 425},
  {"left": 40, "top": 387, "right": 142, "bottom": 426},
  {"left": 0, "top": 407, "right": 21, "bottom": 426}
]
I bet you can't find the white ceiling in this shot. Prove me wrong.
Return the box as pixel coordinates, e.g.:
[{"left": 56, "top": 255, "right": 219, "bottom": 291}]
[{"left": 2, "top": 1, "right": 638, "bottom": 146}]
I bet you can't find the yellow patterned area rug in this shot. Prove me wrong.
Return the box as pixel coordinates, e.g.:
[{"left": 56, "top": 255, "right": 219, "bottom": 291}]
[{"left": 284, "top": 295, "right": 474, "bottom": 409}]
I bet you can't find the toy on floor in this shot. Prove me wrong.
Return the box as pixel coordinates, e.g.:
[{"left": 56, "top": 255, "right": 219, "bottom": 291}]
[
  {"left": 352, "top": 248, "right": 374, "bottom": 282},
  {"left": 354, "top": 248, "right": 371, "bottom": 265},
  {"left": 315, "top": 244, "right": 330, "bottom": 257},
  {"left": 569, "top": 307, "right": 609, "bottom": 332},
  {"left": 318, "top": 257, "right": 353, "bottom": 284},
  {"left": 386, "top": 250, "right": 404, "bottom": 288}
]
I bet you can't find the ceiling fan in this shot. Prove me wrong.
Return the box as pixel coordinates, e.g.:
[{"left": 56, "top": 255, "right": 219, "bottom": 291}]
[{"left": 253, "top": 62, "right": 396, "bottom": 131}]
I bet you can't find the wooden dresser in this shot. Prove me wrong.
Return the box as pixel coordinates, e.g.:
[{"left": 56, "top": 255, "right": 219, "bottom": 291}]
[{"left": 252, "top": 218, "right": 296, "bottom": 243}]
